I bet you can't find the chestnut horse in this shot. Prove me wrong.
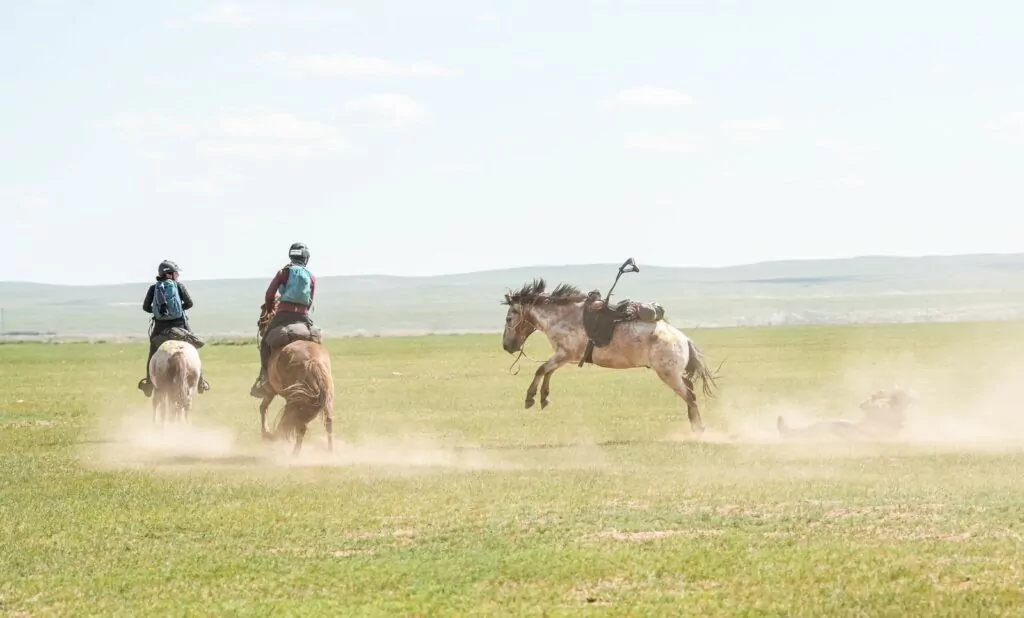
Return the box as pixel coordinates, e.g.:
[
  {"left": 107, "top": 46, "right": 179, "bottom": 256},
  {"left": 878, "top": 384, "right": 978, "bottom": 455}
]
[{"left": 256, "top": 301, "right": 335, "bottom": 455}]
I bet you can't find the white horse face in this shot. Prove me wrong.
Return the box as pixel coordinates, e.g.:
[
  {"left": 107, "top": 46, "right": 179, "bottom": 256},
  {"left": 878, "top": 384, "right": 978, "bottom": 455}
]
[{"left": 502, "top": 301, "right": 536, "bottom": 354}]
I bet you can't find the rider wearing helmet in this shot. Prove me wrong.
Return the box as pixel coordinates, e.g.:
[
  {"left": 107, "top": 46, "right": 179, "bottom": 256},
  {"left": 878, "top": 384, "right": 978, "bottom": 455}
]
[
  {"left": 138, "top": 260, "right": 211, "bottom": 397},
  {"left": 250, "top": 242, "right": 317, "bottom": 398}
]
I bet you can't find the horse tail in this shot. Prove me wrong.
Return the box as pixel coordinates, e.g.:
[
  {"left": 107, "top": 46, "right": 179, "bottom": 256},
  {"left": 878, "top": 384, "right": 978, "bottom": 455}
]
[
  {"left": 279, "top": 356, "right": 333, "bottom": 429},
  {"left": 685, "top": 339, "right": 723, "bottom": 399},
  {"left": 167, "top": 349, "right": 192, "bottom": 410}
]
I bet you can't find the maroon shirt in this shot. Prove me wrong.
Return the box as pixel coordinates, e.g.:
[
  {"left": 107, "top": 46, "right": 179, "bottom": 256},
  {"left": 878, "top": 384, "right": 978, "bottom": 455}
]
[{"left": 265, "top": 265, "right": 316, "bottom": 314}]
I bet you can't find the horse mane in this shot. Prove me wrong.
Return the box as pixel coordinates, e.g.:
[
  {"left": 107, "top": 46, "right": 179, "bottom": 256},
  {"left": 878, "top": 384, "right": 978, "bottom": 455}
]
[{"left": 501, "top": 278, "right": 586, "bottom": 306}]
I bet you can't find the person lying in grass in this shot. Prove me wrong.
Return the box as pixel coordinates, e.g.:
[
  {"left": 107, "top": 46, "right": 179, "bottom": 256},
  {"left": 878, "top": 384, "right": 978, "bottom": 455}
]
[{"left": 777, "top": 387, "right": 917, "bottom": 440}]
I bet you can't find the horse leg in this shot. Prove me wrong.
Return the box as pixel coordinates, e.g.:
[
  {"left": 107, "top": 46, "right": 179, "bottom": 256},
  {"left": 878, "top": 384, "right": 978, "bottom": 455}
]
[
  {"left": 654, "top": 368, "right": 705, "bottom": 434},
  {"left": 525, "top": 355, "right": 568, "bottom": 409},
  {"left": 525, "top": 364, "right": 544, "bottom": 409},
  {"left": 681, "top": 376, "right": 705, "bottom": 434},
  {"left": 539, "top": 358, "right": 569, "bottom": 410},
  {"left": 324, "top": 399, "right": 334, "bottom": 453},
  {"left": 152, "top": 390, "right": 161, "bottom": 426},
  {"left": 292, "top": 424, "right": 307, "bottom": 457},
  {"left": 259, "top": 395, "right": 275, "bottom": 440}
]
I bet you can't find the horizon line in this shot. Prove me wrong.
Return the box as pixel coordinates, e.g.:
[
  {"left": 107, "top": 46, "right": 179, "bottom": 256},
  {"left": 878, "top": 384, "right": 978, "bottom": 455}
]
[{"left": 2, "top": 250, "right": 1021, "bottom": 288}]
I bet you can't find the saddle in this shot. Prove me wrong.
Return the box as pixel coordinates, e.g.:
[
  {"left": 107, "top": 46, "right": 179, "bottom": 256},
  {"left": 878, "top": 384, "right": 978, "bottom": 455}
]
[
  {"left": 262, "top": 320, "right": 323, "bottom": 352},
  {"left": 579, "top": 293, "right": 665, "bottom": 366},
  {"left": 151, "top": 326, "right": 206, "bottom": 350}
]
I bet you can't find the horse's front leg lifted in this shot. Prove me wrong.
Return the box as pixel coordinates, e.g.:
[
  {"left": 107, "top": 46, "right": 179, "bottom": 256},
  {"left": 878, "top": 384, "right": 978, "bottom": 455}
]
[
  {"left": 539, "top": 358, "right": 569, "bottom": 409},
  {"left": 525, "top": 364, "right": 545, "bottom": 409},
  {"left": 526, "top": 356, "right": 567, "bottom": 409}
]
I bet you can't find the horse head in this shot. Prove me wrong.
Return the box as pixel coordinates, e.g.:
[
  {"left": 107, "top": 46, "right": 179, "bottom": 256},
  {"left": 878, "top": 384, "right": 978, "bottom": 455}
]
[
  {"left": 500, "top": 279, "right": 588, "bottom": 353},
  {"left": 500, "top": 279, "right": 547, "bottom": 354}
]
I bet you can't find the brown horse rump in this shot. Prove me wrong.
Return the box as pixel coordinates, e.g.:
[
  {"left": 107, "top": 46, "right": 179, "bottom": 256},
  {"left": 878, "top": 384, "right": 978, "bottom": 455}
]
[{"left": 152, "top": 326, "right": 205, "bottom": 350}]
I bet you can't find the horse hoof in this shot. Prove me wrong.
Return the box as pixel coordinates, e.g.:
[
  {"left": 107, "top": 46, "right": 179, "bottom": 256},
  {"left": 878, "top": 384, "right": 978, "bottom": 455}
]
[
  {"left": 540, "top": 399, "right": 549, "bottom": 410},
  {"left": 261, "top": 431, "right": 274, "bottom": 442},
  {"left": 525, "top": 399, "right": 535, "bottom": 409}
]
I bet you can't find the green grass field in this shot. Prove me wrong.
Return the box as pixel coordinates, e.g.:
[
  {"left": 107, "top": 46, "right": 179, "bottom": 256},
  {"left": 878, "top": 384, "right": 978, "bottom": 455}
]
[{"left": 3, "top": 322, "right": 1024, "bottom": 616}]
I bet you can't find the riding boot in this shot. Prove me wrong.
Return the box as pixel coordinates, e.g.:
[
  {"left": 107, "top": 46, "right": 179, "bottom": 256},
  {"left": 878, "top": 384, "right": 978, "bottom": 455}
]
[
  {"left": 138, "top": 340, "right": 158, "bottom": 397},
  {"left": 198, "top": 370, "right": 210, "bottom": 394},
  {"left": 249, "top": 341, "right": 272, "bottom": 398}
]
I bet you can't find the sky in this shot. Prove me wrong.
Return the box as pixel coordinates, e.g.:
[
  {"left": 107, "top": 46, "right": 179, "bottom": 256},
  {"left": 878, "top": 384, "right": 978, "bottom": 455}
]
[{"left": 2, "top": 0, "right": 1023, "bottom": 285}]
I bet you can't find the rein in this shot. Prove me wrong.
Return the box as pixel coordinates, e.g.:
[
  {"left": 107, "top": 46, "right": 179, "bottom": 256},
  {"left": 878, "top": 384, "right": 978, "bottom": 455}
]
[
  {"left": 257, "top": 301, "right": 278, "bottom": 346},
  {"left": 506, "top": 305, "right": 542, "bottom": 375},
  {"left": 508, "top": 348, "right": 542, "bottom": 375}
]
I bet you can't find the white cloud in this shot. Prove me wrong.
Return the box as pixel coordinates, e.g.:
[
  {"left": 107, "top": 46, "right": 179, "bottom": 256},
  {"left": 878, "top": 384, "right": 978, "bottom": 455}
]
[
  {"left": 104, "top": 109, "right": 350, "bottom": 160},
  {"left": 196, "top": 138, "right": 349, "bottom": 160},
  {"left": 605, "top": 86, "right": 692, "bottom": 108},
  {"left": 191, "top": 3, "right": 344, "bottom": 27},
  {"left": 159, "top": 178, "right": 222, "bottom": 195},
  {"left": 429, "top": 160, "right": 475, "bottom": 176},
  {"left": 986, "top": 112, "right": 1024, "bottom": 145},
  {"left": 205, "top": 110, "right": 350, "bottom": 158},
  {"left": 216, "top": 112, "right": 338, "bottom": 140},
  {"left": 342, "top": 94, "right": 430, "bottom": 129},
  {"left": 815, "top": 139, "right": 882, "bottom": 161},
  {"left": 104, "top": 112, "right": 195, "bottom": 138},
  {"left": 261, "top": 52, "right": 461, "bottom": 77},
  {"left": 623, "top": 131, "right": 694, "bottom": 154},
  {"left": 991, "top": 112, "right": 1024, "bottom": 132},
  {"left": 723, "top": 118, "right": 783, "bottom": 144}
]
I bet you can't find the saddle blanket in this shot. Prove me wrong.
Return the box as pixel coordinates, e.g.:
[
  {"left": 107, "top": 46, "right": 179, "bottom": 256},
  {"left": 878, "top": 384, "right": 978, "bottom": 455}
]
[
  {"left": 264, "top": 321, "right": 322, "bottom": 351},
  {"left": 152, "top": 326, "right": 205, "bottom": 350}
]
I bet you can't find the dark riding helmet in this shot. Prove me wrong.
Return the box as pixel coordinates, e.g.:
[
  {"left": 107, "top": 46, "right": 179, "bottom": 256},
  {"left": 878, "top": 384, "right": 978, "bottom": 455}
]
[
  {"left": 288, "top": 242, "right": 310, "bottom": 265},
  {"left": 158, "top": 260, "right": 180, "bottom": 277}
]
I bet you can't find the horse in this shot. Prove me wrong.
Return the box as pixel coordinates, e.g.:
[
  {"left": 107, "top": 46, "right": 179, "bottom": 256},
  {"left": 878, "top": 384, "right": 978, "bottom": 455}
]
[
  {"left": 148, "top": 339, "right": 202, "bottom": 426},
  {"left": 501, "top": 278, "right": 720, "bottom": 434},
  {"left": 256, "top": 301, "right": 335, "bottom": 456}
]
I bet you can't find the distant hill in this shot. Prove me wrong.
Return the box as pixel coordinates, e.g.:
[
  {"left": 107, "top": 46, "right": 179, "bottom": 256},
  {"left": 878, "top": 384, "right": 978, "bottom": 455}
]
[{"left": 2, "top": 253, "right": 1024, "bottom": 339}]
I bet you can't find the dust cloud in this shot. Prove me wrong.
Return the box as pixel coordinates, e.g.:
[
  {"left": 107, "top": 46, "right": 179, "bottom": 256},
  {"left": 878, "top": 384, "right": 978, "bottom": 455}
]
[
  {"left": 704, "top": 355, "right": 1024, "bottom": 453},
  {"left": 79, "top": 407, "right": 523, "bottom": 474}
]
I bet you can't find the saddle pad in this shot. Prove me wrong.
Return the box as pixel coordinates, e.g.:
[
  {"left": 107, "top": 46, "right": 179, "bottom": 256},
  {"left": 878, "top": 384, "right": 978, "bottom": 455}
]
[
  {"left": 264, "top": 322, "right": 323, "bottom": 351},
  {"left": 152, "top": 326, "right": 206, "bottom": 349}
]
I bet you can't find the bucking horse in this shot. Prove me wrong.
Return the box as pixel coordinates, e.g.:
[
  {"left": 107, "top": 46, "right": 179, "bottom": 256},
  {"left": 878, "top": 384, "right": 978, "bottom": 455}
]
[
  {"left": 256, "top": 299, "right": 335, "bottom": 455},
  {"left": 501, "top": 259, "right": 721, "bottom": 434}
]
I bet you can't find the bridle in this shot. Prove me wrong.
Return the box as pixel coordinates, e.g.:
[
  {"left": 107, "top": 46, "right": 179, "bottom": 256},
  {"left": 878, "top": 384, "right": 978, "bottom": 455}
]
[{"left": 505, "top": 302, "right": 541, "bottom": 375}]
